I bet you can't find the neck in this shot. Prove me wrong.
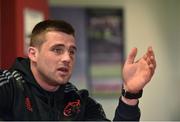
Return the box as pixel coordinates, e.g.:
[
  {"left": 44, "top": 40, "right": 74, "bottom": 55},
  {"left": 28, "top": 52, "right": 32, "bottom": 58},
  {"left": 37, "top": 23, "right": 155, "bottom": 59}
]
[{"left": 30, "top": 63, "right": 59, "bottom": 92}]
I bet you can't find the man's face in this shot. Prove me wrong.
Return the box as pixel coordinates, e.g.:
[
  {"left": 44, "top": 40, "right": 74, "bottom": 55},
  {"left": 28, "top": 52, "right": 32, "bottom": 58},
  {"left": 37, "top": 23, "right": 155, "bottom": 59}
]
[{"left": 32, "top": 31, "right": 76, "bottom": 86}]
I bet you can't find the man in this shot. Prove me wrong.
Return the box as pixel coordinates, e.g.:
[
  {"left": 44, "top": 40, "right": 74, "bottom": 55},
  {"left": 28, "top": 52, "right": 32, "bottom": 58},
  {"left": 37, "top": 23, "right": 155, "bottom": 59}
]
[{"left": 0, "top": 20, "right": 156, "bottom": 120}]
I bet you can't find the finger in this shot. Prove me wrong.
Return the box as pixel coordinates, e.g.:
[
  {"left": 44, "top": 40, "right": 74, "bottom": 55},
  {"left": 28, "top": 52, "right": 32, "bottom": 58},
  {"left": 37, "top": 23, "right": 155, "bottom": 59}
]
[
  {"left": 147, "top": 47, "right": 156, "bottom": 68},
  {"left": 151, "top": 50, "right": 156, "bottom": 69},
  {"left": 149, "top": 58, "right": 156, "bottom": 75},
  {"left": 147, "top": 46, "right": 155, "bottom": 59},
  {"left": 149, "top": 64, "right": 156, "bottom": 75},
  {"left": 143, "top": 54, "right": 147, "bottom": 60},
  {"left": 148, "top": 46, "right": 152, "bottom": 52},
  {"left": 125, "top": 47, "right": 137, "bottom": 64},
  {"left": 150, "top": 55, "right": 157, "bottom": 69},
  {"left": 146, "top": 46, "right": 152, "bottom": 58},
  {"left": 146, "top": 57, "right": 151, "bottom": 65},
  {"left": 149, "top": 63, "right": 155, "bottom": 75}
]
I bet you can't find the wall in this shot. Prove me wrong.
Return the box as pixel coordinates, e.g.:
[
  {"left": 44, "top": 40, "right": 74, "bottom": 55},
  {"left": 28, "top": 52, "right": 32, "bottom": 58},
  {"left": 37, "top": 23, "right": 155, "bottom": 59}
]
[
  {"left": 124, "top": 0, "right": 180, "bottom": 120},
  {"left": 1, "top": 0, "right": 19, "bottom": 69},
  {"left": 0, "top": 0, "right": 49, "bottom": 69},
  {"left": 0, "top": 0, "right": 2, "bottom": 67},
  {"left": 49, "top": 0, "right": 180, "bottom": 120}
]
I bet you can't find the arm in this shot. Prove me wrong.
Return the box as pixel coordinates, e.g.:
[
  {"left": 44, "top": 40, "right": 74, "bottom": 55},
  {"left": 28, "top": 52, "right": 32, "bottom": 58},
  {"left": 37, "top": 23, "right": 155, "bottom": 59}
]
[
  {"left": 0, "top": 70, "right": 14, "bottom": 118},
  {"left": 113, "top": 97, "right": 140, "bottom": 121},
  {"left": 84, "top": 97, "right": 109, "bottom": 121},
  {"left": 114, "top": 47, "right": 156, "bottom": 120}
]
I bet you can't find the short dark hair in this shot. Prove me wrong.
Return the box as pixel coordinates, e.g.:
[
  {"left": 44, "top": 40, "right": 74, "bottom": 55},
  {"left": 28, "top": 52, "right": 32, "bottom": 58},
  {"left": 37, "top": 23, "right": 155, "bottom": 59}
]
[{"left": 30, "top": 19, "right": 75, "bottom": 48}]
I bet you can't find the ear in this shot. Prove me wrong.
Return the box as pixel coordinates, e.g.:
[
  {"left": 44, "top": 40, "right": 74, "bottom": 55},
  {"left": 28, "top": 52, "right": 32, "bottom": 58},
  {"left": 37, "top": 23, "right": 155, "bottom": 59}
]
[{"left": 28, "top": 47, "right": 39, "bottom": 62}]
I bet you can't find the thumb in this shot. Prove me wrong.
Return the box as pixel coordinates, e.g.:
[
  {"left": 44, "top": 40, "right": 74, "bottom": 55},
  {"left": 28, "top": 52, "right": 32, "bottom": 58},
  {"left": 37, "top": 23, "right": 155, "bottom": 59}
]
[{"left": 125, "top": 48, "right": 137, "bottom": 64}]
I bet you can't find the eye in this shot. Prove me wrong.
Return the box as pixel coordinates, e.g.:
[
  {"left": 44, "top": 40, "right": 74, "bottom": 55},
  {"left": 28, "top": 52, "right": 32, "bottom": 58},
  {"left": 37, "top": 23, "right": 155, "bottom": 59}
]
[
  {"left": 53, "top": 47, "right": 64, "bottom": 54},
  {"left": 69, "top": 48, "right": 76, "bottom": 56}
]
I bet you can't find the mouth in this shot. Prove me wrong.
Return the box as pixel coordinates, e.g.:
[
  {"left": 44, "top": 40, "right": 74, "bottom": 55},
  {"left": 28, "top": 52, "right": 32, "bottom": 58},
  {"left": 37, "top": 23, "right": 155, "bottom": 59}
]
[{"left": 57, "top": 67, "right": 69, "bottom": 75}]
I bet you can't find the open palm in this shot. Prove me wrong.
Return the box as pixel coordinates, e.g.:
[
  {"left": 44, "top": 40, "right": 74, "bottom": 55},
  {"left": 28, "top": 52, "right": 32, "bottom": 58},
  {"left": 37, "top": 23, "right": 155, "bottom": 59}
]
[{"left": 123, "top": 47, "right": 156, "bottom": 93}]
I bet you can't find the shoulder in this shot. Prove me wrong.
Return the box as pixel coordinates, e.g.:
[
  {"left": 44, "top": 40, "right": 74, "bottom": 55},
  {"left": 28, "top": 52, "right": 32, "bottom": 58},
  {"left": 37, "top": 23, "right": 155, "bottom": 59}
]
[
  {"left": 63, "top": 82, "right": 107, "bottom": 120},
  {"left": 65, "top": 83, "right": 101, "bottom": 107},
  {"left": 0, "top": 70, "right": 13, "bottom": 86},
  {"left": 0, "top": 70, "right": 24, "bottom": 87},
  {"left": 64, "top": 82, "right": 104, "bottom": 107},
  {"left": 65, "top": 82, "right": 89, "bottom": 98}
]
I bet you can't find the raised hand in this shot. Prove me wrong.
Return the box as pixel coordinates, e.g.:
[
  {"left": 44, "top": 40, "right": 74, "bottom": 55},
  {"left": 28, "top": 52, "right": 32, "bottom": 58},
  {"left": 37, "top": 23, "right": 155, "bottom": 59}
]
[{"left": 122, "top": 47, "right": 156, "bottom": 93}]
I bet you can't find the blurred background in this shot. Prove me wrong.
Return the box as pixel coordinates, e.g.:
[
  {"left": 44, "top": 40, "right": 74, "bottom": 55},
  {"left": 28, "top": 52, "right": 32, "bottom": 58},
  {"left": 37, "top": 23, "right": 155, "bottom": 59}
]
[{"left": 0, "top": 0, "right": 180, "bottom": 120}]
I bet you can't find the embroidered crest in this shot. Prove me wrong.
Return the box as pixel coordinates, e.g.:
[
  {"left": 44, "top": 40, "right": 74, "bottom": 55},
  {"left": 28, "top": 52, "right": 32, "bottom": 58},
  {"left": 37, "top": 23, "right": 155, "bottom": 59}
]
[
  {"left": 25, "top": 96, "right": 33, "bottom": 112},
  {"left": 63, "top": 99, "right": 80, "bottom": 117}
]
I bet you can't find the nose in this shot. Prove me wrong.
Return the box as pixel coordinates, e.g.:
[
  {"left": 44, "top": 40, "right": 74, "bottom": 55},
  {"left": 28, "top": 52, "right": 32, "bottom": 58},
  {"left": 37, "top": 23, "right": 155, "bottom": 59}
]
[{"left": 61, "top": 51, "right": 71, "bottom": 65}]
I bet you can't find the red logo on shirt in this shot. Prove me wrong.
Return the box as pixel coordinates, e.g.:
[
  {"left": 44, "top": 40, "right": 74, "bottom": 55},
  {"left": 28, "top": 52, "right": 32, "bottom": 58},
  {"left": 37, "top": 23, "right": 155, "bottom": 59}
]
[
  {"left": 25, "top": 97, "right": 33, "bottom": 112},
  {"left": 63, "top": 99, "right": 80, "bottom": 117}
]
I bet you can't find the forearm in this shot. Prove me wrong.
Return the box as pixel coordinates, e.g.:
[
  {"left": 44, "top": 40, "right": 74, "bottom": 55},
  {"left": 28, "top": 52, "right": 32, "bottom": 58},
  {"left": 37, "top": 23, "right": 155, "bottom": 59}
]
[{"left": 113, "top": 97, "right": 140, "bottom": 121}]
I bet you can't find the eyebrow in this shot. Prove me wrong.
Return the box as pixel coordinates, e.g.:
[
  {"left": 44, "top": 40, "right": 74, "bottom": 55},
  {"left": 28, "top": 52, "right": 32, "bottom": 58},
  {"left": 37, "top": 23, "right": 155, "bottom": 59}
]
[{"left": 51, "top": 44, "right": 77, "bottom": 51}]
